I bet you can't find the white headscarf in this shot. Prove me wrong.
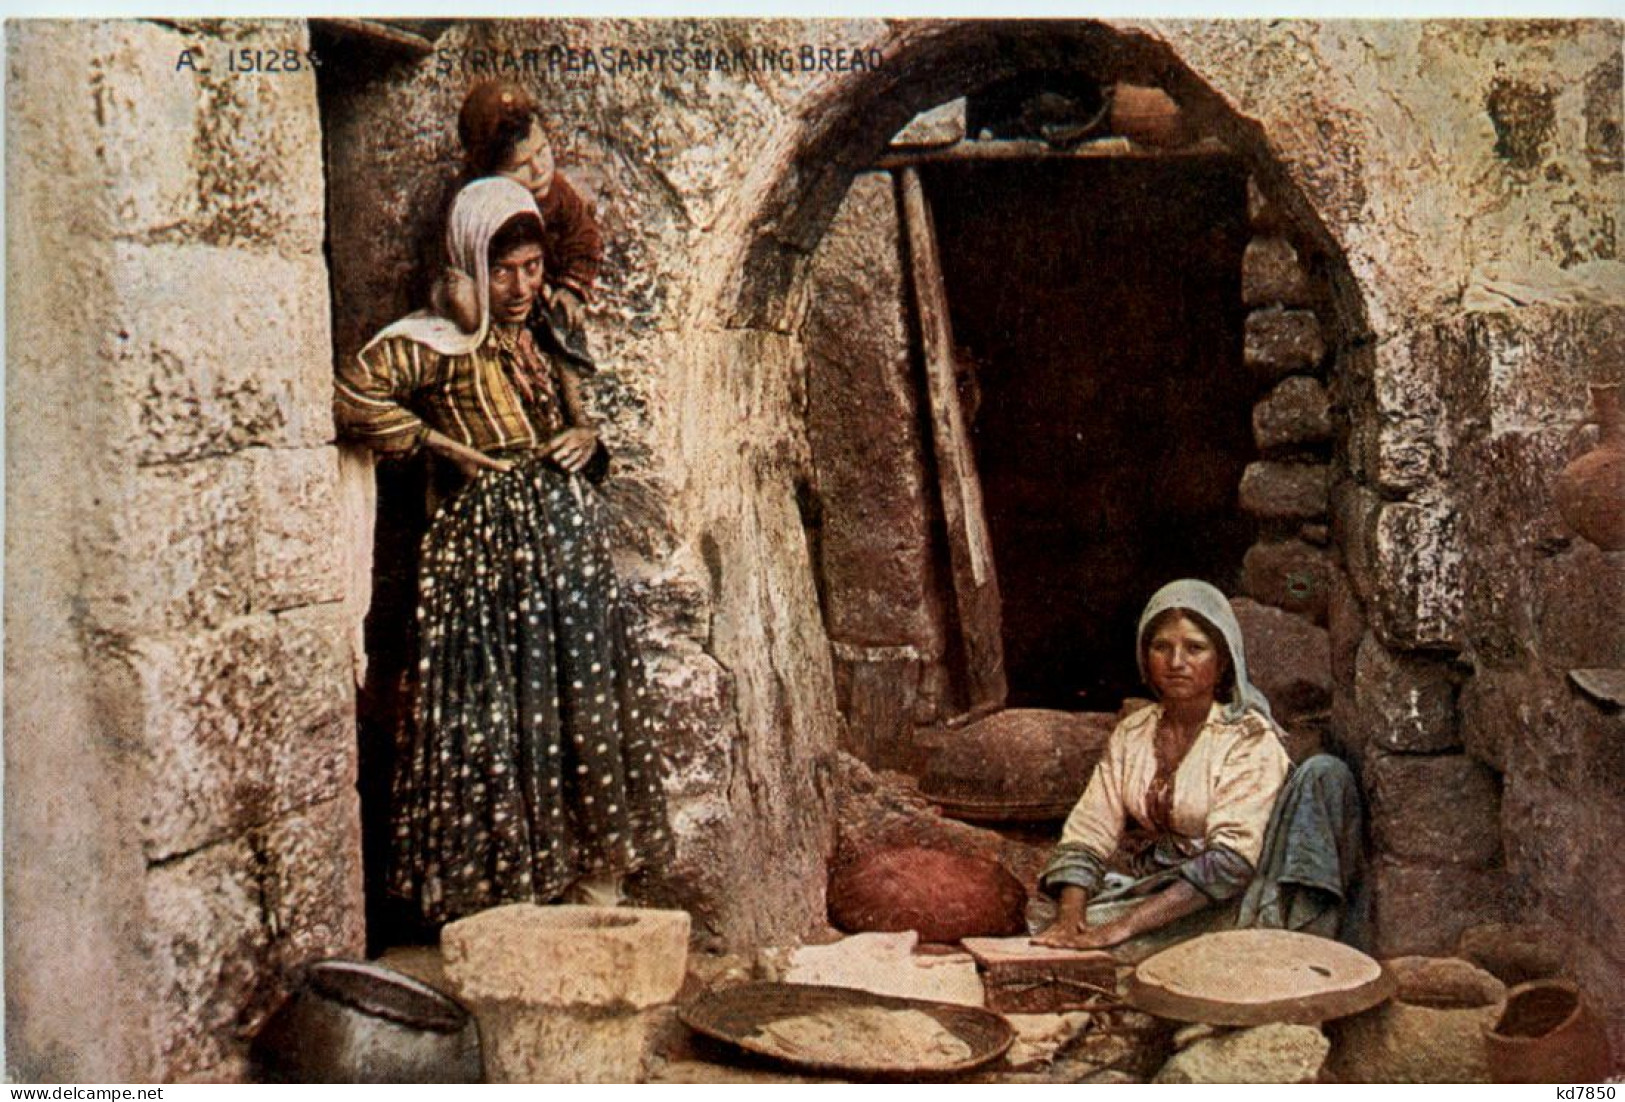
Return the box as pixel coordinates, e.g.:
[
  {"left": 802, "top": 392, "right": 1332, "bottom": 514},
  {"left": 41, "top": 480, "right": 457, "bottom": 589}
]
[
  {"left": 1135, "top": 578, "right": 1275, "bottom": 723},
  {"left": 361, "top": 176, "right": 544, "bottom": 357}
]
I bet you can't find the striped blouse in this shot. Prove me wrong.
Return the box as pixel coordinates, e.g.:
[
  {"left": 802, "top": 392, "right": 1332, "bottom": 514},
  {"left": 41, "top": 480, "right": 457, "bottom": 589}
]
[{"left": 334, "top": 325, "right": 566, "bottom": 457}]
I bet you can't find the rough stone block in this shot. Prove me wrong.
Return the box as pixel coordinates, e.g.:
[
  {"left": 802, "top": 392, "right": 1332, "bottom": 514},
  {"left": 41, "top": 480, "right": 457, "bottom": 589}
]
[
  {"left": 260, "top": 792, "right": 367, "bottom": 973},
  {"left": 441, "top": 903, "right": 690, "bottom": 1009},
  {"left": 1332, "top": 482, "right": 1381, "bottom": 606},
  {"left": 249, "top": 446, "right": 344, "bottom": 612},
  {"left": 1531, "top": 541, "right": 1625, "bottom": 669},
  {"left": 642, "top": 647, "right": 734, "bottom": 802},
  {"left": 1370, "top": 501, "right": 1464, "bottom": 652},
  {"left": 1459, "top": 536, "right": 1537, "bottom": 672},
  {"left": 1456, "top": 670, "right": 1517, "bottom": 774},
  {"left": 1354, "top": 635, "right": 1461, "bottom": 753},
  {"left": 1368, "top": 751, "right": 1501, "bottom": 866},
  {"left": 84, "top": 455, "right": 252, "bottom": 635},
  {"left": 1327, "top": 572, "right": 1366, "bottom": 696},
  {"left": 1371, "top": 859, "right": 1507, "bottom": 957},
  {"left": 1242, "top": 538, "right": 1333, "bottom": 624},
  {"left": 127, "top": 606, "right": 355, "bottom": 860},
  {"left": 144, "top": 836, "right": 270, "bottom": 1080},
  {"left": 832, "top": 655, "right": 926, "bottom": 768},
  {"left": 806, "top": 171, "right": 944, "bottom": 651},
  {"left": 1368, "top": 324, "right": 1458, "bottom": 494},
  {"left": 1326, "top": 956, "right": 1504, "bottom": 1083},
  {"left": 891, "top": 97, "right": 966, "bottom": 147},
  {"left": 109, "top": 242, "right": 335, "bottom": 463},
  {"left": 1154, "top": 1023, "right": 1329, "bottom": 1084},
  {"left": 1253, "top": 375, "right": 1332, "bottom": 453},
  {"left": 1466, "top": 306, "right": 1625, "bottom": 438},
  {"left": 96, "top": 20, "right": 325, "bottom": 250},
  {"left": 1239, "top": 462, "right": 1329, "bottom": 521},
  {"left": 1456, "top": 922, "right": 1574, "bottom": 986},
  {"left": 1242, "top": 236, "right": 1312, "bottom": 307},
  {"left": 1230, "top": 598, "right": 1332, "bottom": 721},
  {"left": 1246, "top": 176, "right": 1285, "bottom": 233},
  {"left": 1245, "top": 309, "right": 1326, "bottom": 381}
]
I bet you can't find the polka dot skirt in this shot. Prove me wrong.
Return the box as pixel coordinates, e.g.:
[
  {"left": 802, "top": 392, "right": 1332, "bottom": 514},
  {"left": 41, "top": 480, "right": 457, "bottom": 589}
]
[{"left": 387, "top": 455, "right": 673, "bottom": 924}]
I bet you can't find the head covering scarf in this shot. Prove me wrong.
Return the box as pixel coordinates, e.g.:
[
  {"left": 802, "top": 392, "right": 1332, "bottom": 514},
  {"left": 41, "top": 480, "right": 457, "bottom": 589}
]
[
  {"left": 1136, "top": 578, "right": 1275, "bottom": 723},
  {"left": 362, "top": 176, "right": 543, "bottom": 358}
]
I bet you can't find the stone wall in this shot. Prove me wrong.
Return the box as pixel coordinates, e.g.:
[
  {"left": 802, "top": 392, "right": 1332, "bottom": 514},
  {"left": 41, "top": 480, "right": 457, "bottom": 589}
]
[
  {"left": 5, "top": 20, "right": 361, "bottom": 1081},
  {"left": 804, "top": 170, "right": 951, "bottom": 766},
  {"left": 1135, "top": 18, "right": 1623, "bottom": 1050}
]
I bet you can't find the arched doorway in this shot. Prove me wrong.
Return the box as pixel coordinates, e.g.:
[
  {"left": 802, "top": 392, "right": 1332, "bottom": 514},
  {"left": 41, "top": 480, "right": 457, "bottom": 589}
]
[{"left": 713, "top": 20, "right": 1371, "bottom": 772}]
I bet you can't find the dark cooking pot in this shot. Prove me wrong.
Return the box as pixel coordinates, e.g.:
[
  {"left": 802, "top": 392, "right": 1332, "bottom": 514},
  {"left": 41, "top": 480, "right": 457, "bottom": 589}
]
[
  {"left": 920, "top": 708, "right": 1114, "bottom": 823},
  {"left": 249, "top": 959, "right": 483, "bottom": 1083}
]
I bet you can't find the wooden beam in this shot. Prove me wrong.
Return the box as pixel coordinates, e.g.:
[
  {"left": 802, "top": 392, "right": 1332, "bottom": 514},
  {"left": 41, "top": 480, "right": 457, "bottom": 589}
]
[
  {"left": 311, "top": 18, "right": 436, "bottom": 57},
  {"left": 898, "top": 167, "right": 1007, "bottom": 712},
  {"left": 877, "top": 136, "right": 1232, "bottom": 170}
]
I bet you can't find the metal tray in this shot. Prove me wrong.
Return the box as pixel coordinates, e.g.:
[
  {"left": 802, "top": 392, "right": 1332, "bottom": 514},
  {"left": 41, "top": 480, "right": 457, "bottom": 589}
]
[{"left": 679, "top": 982, "right": 1014, "bottom": 1079}]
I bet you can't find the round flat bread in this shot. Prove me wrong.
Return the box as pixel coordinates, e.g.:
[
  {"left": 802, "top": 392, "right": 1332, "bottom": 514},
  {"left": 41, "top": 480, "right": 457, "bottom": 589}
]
[{"left": 1128, "top": 929, "right": 1394, "bottom": 1026}]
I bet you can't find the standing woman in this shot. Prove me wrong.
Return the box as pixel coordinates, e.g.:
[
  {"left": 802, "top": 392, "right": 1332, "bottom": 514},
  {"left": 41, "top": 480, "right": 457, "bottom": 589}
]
[{"left": 337, "top": 177, "right": 670, "bottom": 925}]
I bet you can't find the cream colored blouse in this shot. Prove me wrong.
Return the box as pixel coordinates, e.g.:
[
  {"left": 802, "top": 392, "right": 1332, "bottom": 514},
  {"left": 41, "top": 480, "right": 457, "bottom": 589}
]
[{"left": 1058, "top": 702, "right": 1291, "bottom": 868}]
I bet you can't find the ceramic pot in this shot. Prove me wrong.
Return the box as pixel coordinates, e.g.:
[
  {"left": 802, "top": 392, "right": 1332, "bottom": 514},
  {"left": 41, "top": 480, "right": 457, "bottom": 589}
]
[
  {"left": 1485, "top": 979, "right": 1613, "bottom": 1084},
  {"left": 249, "top": 960, "right": 482, "bottom": 1083},
  {"left": 829, "top": 845, "right": 1028, "bottom": 943},
  {"left": 1555, "top": 382, "right": 1625, "bottom": 551},
  {"left": 1110, "top": 84, "right": 1187, "bottom": 148},
  {"left": 920, "top": 708, "right": 1113, "bottom": 823}
]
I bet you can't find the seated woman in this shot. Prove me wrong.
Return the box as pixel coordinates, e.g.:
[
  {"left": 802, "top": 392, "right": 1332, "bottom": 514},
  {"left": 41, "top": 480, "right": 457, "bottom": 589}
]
[
  {"left": 336, "top": 176, "right": 670, "bottom": 925},
  {"left": 1035, "top": 579, "right": 1368, "bottom": 959}
]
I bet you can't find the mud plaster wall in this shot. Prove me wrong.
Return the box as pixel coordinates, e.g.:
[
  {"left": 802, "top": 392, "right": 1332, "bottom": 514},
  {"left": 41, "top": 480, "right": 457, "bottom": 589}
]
[
  {"left": 6, "top": 20, "right": 362, "bottom": 1081},
  {"left": 6, "top": 15, "right": 1623, "bottom": 1081}
]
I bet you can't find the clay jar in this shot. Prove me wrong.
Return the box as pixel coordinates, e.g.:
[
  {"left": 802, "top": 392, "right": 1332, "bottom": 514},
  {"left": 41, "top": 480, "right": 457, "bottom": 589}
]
[
  {"left": 1110, "top": 84, "right": 1188, "bottom": 148},
  {"left": 1555, "top": 382, "right": 1625, "bottom": 551},
  {"left": 1485, "top": 979, "right": 1613, "bottom": 1084},
  {"left": 828, "top": 845, "right": 1028, "bottom": 944}
]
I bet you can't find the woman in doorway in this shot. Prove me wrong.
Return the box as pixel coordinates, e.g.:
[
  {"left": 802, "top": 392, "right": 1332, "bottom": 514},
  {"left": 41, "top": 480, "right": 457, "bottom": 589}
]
[
  {"left": 336, "top": 176, "right": 670, "bottom": 926},
  {"left": 1035, "top": 579, "right": 1367, "bottom": 958},
  {"left": 428, "top": 80, "right": 603, "bottom": 338}
]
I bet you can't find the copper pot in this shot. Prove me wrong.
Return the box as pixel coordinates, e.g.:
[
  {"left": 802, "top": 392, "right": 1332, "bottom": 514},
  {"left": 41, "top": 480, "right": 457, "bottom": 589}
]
[
  {"left": 1484, "top": 979, "right": 1613, "bottom": 1084},
  {"left": 1110, "top": 84, "right": 1187, "bottom": 148},
  {"left": 1555, "top": 382, "right": 1625, "bottom": 551},
  {"left": 250, "top": 960, "right": 483, "bottom": 1083}
]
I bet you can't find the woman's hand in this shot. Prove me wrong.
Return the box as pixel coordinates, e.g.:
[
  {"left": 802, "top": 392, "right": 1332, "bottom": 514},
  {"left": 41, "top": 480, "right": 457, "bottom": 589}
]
[
  {"left": 543, "top": 426, "right": 599, "bottom": 473},
  {"left": 1033, "top": 914, "right": 1131, "bottom": 951},
  {"left": 425, "top": 429, "right": 513, "bottom": 480}
]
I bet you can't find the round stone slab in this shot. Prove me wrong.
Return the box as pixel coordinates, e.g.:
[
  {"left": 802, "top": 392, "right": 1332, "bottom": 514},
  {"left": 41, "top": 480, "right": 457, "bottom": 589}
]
[{"left": 1127, "top": 929, "right": 1395, "bottom": 1026}]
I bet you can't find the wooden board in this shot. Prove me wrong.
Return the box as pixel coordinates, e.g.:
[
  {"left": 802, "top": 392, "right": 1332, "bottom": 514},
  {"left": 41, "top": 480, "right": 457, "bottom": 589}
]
[
  {"left": 898, "top": 167, "right": 1007, "bottom": 711},
  {"left": 1126, "top": 929, "right": 1396, "bottom": 1026},
  {"left": 961, "top": 937, "right": 1117, "bottom": 1014}
]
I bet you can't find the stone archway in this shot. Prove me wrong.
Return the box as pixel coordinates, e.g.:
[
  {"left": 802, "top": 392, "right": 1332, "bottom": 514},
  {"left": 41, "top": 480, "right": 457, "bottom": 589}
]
[{"left": 699, "top": 19, "right": 1373, "bottom": 773}]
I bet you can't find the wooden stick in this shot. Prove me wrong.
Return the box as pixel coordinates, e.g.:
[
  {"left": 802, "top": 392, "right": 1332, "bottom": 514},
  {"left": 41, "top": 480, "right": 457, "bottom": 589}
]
[{"left": 897, "top": 167, "right": 1008, "bottom": 711}]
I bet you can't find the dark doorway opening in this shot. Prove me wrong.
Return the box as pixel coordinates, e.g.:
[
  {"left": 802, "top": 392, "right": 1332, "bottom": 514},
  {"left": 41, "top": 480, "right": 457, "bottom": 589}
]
[{"left": 923, "top": 153, "right": 1254, "bottom": 710}]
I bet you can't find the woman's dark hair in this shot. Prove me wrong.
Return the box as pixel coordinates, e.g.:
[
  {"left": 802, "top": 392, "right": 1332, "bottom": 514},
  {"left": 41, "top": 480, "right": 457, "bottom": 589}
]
[
  {"left": 459, "top": 80, "right": 542, "bottom": 176},
  {"left": 488, "top": 212, "right": 546, "bottom": 266},
  {"left": 1139, "top": 607, "right": 1236, "bottom": 700}
]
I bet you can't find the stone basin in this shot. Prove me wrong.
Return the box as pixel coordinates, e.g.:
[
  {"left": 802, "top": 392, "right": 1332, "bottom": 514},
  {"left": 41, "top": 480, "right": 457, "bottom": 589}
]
[{"left": 441, "top": 904, "right": 692, "bottom": 1082}]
